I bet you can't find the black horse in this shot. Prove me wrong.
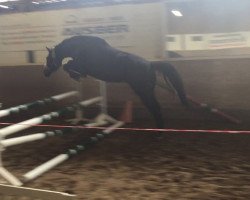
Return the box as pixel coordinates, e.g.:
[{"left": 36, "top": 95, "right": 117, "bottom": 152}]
[{"left": 44, "top": 35, "right": 188, "bottom": 128}]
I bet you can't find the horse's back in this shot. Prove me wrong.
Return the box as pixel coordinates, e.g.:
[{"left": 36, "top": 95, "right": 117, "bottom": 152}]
[
  {"left": 60, "top": 35, "right": 152, "bottom": 82},
  {"left": 62, "top": 35, "right": 107, "bottom": 45}
]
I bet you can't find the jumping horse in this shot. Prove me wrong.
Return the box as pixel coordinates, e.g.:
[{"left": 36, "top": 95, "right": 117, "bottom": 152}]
[{"left": 44, "top": 35, "right": 188, "bottom": 128}]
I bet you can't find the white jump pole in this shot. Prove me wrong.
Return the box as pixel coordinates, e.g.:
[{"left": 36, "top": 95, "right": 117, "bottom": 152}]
[
  {"left": 1, "top": 131, "right": 59, "bottom": 147},
  {"left": 0, "top": 91, "right": 79, "bottom": 119},
  {"left": 0, "top": 113, "right": 58, "bottom": 138},
  {"left": 22, "top": 121, "right": 124, "bottom": 182},
  {"left": 0, "top": 97, "right": 104, "bottom": 147},
  {"left": 1, "top": 133, "right": 50, "bottom": 147},
  {"left": 0, "top": 97, "right": 103, "bottom": 138},
  {"left": 78, "top": 96, "right": 102, "bottom": 107},
  {"left": 0, "top": 97, "right": 103, "bottom": 186},
  {"left": 0, "top": 128, "right": 79, "bottom": 148},
  {"left": 23, "top": 154, "right": 69, "bottom": 182},
  {"left": 51, "top": 91, "right": 78, "bottom": 101}
]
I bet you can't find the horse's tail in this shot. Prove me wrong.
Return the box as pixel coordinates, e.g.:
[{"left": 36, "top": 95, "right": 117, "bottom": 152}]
[{"left": 151, "top": 61, "right": 189, "bottom": 107}]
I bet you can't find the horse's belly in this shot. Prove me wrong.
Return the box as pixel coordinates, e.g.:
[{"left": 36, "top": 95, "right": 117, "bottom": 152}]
[
  {"left": 87, "top": 64, "right": 125, "bottom": 82},
  {"left": 84, "top": 49, "right": 149, "bottom": 82}
]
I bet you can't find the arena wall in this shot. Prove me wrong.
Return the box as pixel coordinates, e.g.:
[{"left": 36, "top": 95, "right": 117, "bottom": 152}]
[
  {"left": 1, "top": 0, "right": 250, "bottom": 124},
  {"left": 1, "top": 57, "right": 250, "bottom": 123}
]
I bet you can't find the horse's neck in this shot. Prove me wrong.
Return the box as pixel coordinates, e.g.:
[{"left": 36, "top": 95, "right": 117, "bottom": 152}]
[{"left": 55, "top": 42, "right": 71, "bottom": 60}]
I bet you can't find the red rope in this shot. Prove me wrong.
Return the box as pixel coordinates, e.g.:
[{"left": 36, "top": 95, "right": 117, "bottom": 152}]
[{"left": 0, "top": 122, "right": 249, "bottom": 134}]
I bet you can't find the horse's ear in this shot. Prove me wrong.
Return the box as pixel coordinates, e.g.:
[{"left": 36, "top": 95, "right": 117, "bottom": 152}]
[{"left": 46, "top": 47, "right": 51, "bottom": 52}]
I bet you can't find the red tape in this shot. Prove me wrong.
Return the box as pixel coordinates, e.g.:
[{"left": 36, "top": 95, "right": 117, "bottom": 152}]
[{"left": 0, "top": 122, "right": 250, "bottom": 134}]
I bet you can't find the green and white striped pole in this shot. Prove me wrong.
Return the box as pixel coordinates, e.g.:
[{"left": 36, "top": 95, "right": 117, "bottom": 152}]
[
  {"left": 0, "top": 97, "right": 103, "bottom": 138},
  {"left": 22, "top": 121, "right": 124, "bottom": 182},
  {"left": 0, "top": 91, "right": 79, "bottom": 119}
]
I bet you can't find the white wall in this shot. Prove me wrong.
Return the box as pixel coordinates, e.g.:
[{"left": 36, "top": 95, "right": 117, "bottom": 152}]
[{"left": 0, "top": 1, "right": 166, "bottom": 66}]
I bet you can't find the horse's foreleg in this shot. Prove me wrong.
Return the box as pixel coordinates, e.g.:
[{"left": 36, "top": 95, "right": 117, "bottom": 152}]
[
  {"left": 130, "top": 83, "right": 165, "bottom": 129},
  {"left": 63, "top": 60, "right": 85, "bottom": 81}
]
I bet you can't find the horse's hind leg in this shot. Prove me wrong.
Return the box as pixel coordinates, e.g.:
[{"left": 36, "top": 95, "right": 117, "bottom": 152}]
[{"left": 129, "top": 83, "right": 165, "bottom": 129}]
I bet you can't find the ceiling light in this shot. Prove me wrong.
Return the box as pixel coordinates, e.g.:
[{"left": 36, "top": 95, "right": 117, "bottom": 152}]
[
  {"left": 0, "top": 4, "right": 9, "bottom": 8},
  {"left": 171, "top": 10, "right": 183, "bottom": 17},
  {"left": 0, "top": 0, "right": 18, "bottom": 2}
]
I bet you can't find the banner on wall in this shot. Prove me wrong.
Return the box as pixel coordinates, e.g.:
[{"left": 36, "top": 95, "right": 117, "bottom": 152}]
[
  {"left": 0, "top": 0, "right": 166, "bottom": 62},
  {"left": 181, "top": 32, "right": 249, "bottom": 51},
  {"left": 208, "top": 32, "right": 248, "bottom": 49}
]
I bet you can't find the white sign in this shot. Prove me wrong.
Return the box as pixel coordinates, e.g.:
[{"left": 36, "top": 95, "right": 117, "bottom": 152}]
[
  {"left": 0, "top": 0, "right": 166, "bottom": 66},
  {"left": 208, "top": 32, "right": 248, "bottom": 49}
]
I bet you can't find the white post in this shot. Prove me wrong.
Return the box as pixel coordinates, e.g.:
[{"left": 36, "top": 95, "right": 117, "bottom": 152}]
[
  {"left": 0, "top": 167, "right": 23, "bottom": 186},
  {"left": 81, "top": 81, "right": 109, "bottom": 127},
  {"left": 99, "top": 81, "right": 108, "bottom": 115},
  {"left": 0, "top": 135, "right": 22, "bottom": 186},
  {"left": 69, "top": 80, "right": 108, "bottom": 124}
]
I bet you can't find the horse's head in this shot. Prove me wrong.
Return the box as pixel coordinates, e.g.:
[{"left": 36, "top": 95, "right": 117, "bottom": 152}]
[{"left": 44, "top": 47, "right": 61, "bottom": 77}]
